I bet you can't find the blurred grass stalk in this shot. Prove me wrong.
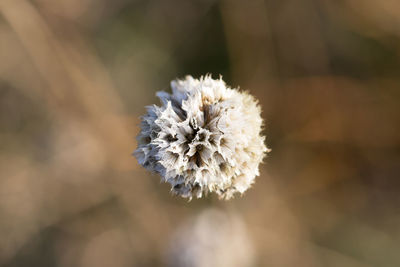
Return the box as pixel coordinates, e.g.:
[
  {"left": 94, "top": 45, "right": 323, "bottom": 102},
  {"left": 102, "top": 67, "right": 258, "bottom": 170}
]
[
  {"left": 0, "top": 0, "right": 140, "bottom": 264},
  {"left": 0, "top": 0, "right": 135, "bottom": 171}
]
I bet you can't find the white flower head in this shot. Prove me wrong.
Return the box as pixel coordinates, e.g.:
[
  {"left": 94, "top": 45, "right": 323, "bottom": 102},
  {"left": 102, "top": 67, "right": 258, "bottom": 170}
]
[
  {"left": 166, "top": 209, "right": 255, "bottom": 267},
  {"left": 134, "top": 75, "right": 269, "bottom": 200}
]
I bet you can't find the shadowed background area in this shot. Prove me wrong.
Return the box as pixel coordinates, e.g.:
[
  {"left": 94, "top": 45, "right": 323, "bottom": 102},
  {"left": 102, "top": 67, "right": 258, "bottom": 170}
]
[{"left": 0, "top": 0, "right": 400, "bottom": 266}]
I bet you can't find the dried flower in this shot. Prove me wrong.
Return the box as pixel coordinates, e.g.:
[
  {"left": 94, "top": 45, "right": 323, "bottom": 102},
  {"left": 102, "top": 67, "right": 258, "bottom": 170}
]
[
  {"left": 134, "top": 75, "right": 269, "bottom": 199},
  {"left": 166, "top": 209, "right": 255, "bottom": 267}
]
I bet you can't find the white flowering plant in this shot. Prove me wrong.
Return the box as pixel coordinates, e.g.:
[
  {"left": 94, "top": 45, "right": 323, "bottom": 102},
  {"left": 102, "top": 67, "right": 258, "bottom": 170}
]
[{"left": 134, "top": 75, "right": 269, "bottom": 200}]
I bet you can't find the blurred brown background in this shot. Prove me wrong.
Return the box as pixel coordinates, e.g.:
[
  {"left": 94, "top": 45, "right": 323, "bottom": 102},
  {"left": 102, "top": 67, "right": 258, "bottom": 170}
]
[{"left": 0, "top": 0, "right": 400, "bottom": 266}]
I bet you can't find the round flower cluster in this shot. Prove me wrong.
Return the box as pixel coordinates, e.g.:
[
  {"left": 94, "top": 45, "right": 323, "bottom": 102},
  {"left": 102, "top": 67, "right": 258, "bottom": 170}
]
[
  {"left": 166, "top": 209, "right": 255, "bottom": 267},
  {"left": 134, "top": 75, "right": 269, "bottom": 200}
]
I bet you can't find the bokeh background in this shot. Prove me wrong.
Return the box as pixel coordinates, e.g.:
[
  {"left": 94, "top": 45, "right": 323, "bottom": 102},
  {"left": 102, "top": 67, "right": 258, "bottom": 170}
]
[{"left": 1, "top": 0, "right": 400, "bottom": 266}]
